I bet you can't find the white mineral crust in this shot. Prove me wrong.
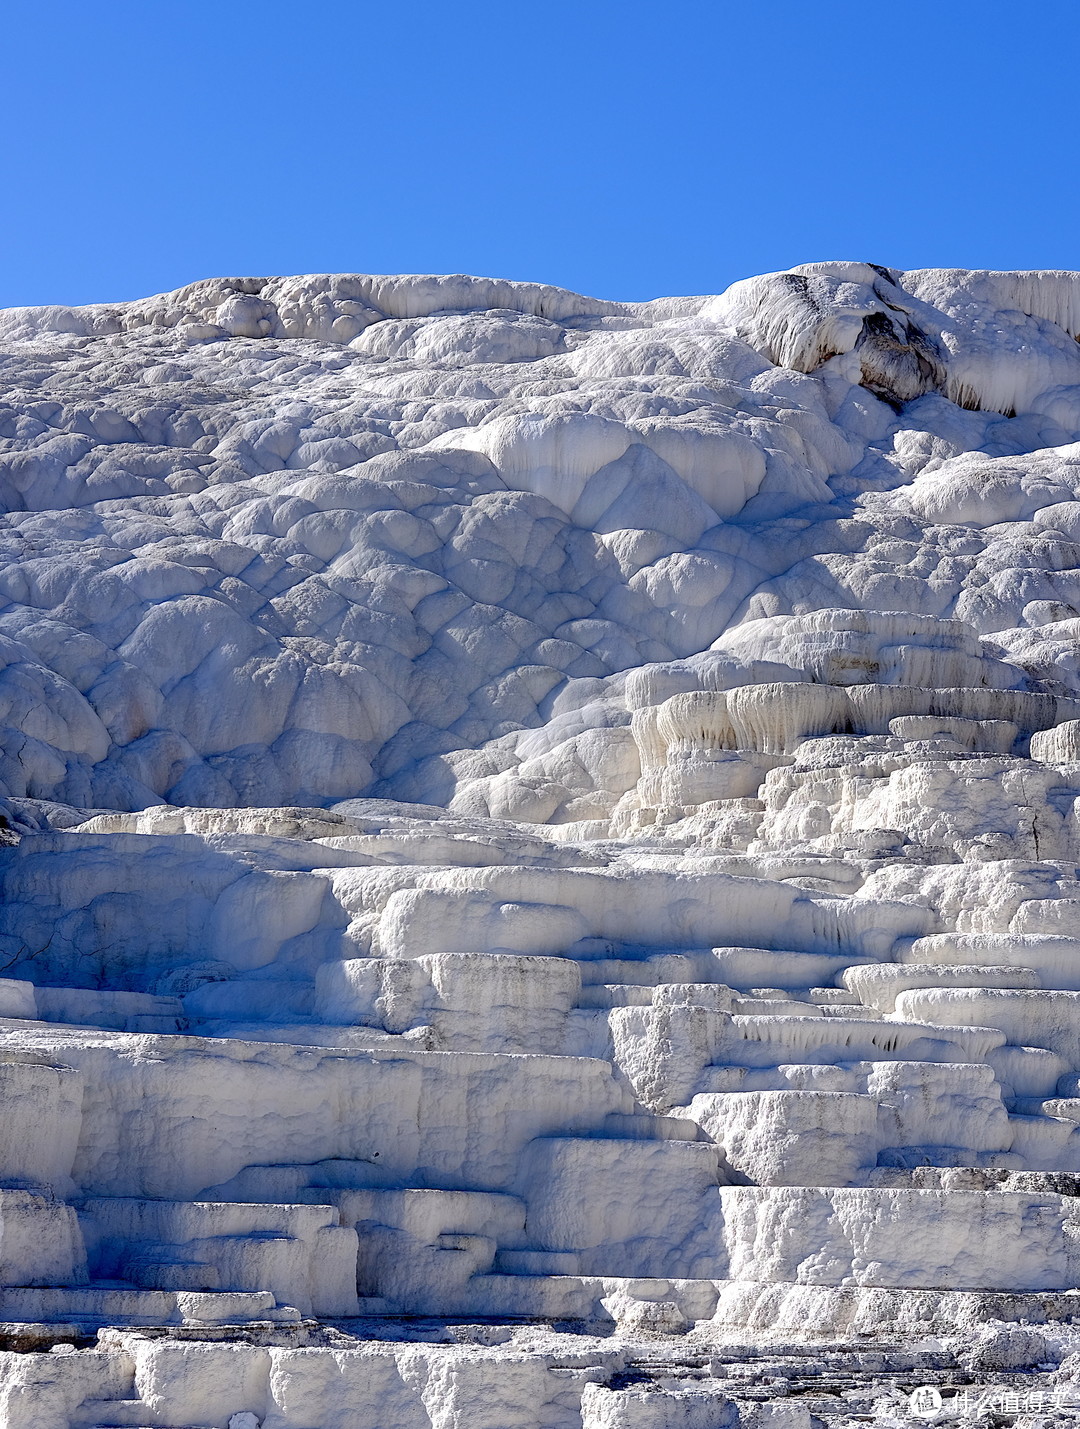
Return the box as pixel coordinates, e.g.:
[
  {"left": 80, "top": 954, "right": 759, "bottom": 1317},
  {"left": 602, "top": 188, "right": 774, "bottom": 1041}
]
[{"left": 8, "top": 263, "right": 1080, "bottom": 1423}]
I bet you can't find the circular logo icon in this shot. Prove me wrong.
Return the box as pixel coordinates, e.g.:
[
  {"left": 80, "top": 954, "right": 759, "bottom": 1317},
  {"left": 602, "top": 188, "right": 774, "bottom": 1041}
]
[{"left": 909, "top": 1386, "right": 944, "bottom": 1419}]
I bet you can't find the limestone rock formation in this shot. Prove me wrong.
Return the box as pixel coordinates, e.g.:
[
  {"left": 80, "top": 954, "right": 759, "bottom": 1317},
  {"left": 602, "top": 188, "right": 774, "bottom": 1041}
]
[{"left": 7, "top": 263, "right": 1080, "bottom": 1423}]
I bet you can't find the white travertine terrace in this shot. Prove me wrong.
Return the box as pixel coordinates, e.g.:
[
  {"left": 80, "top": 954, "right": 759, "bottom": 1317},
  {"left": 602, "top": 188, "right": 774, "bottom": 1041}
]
[{"left": 8, "top": 263, "right": 1080, "bottom": 1423}]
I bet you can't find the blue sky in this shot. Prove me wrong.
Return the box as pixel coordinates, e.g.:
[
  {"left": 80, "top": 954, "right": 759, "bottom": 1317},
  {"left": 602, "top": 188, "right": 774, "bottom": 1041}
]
[{"left": 4, "top": 0, "right": 1078, "bottom": 307}]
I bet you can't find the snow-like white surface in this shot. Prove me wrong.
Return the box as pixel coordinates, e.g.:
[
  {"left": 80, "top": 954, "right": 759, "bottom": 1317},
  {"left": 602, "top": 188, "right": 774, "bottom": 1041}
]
[{"left": 11, "top": 263, "right": 1080, "bottom": 1424}]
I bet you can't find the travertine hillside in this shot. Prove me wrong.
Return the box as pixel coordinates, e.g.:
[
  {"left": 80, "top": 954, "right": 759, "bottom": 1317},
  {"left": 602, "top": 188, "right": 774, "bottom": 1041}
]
[{"left": 6, "top": 263, "right": 1080, "bottom": 1426}]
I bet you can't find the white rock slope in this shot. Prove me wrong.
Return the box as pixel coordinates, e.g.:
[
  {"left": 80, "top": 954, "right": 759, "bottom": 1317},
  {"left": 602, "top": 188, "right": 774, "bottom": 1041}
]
[{"left": 8, "top": 262, "right": 1080, "bottom": 1424}]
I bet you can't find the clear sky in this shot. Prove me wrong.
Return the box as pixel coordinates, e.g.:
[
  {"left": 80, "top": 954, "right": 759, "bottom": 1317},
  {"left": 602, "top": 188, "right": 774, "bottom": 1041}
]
[{"left": 4, "top": 0, "right": 1079, "bottom": 308}]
